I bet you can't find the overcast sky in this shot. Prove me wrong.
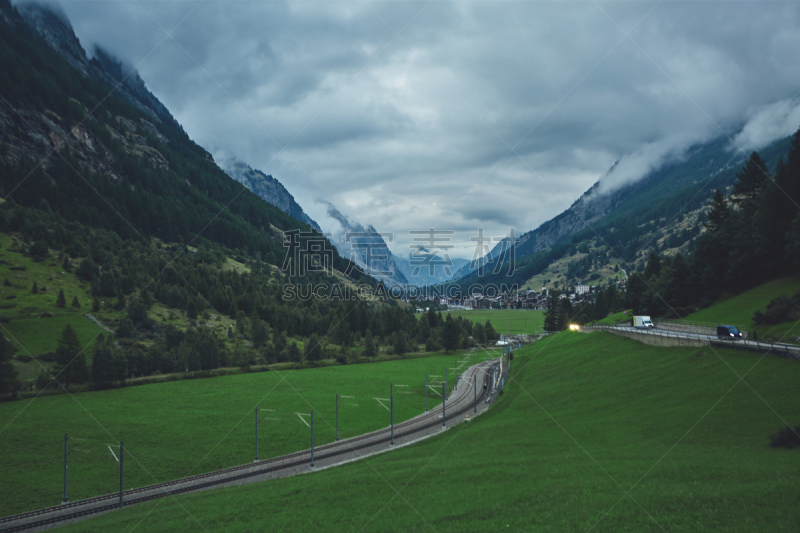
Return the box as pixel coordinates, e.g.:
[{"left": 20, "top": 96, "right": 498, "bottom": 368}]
[{"left": 31, "top": 0, "right": 800, "bottom": 258}]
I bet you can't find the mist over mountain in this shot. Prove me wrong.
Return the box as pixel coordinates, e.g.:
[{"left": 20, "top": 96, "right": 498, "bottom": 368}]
[
  {"left": 452, "top": 130, "right": 794, "bottom": 291},
  {"left": 323, "top": 203, "right": 408, "bottom": 287},
  {"left": 18, "top": 2, "right": 182, "bottom": 133}
]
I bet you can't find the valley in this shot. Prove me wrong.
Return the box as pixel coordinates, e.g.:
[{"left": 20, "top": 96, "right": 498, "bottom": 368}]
[{"left": 1, "top": 1, "right": 799, "bottom": 531}]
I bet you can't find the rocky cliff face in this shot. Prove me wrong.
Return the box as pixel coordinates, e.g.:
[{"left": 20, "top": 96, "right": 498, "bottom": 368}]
[
  {"left": 18, "top": 3, "right": 182, "bottom": 131},
  {"left": 222, "top": 159, "right": 321, "bottom": 232},
  {"left": 324, "top": 204, "right": 408, "bottom": 286}
]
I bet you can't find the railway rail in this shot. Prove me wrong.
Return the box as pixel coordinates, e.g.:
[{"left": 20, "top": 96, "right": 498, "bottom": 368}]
[{"left": 0, "top": 358, "right": 503, "bottom": 532}]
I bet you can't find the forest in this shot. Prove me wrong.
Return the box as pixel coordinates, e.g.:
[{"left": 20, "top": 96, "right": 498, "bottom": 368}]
[{"left": 624, "top": 129, "right": 800, "bottom": 317}]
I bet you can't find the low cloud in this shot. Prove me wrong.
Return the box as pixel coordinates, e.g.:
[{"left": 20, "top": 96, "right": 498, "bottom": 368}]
[
  {"left": 729, "top": 98, "right": 800, "bottom": 154},
  {"left": 26, "top": 0, "right": 800, "bottom": 258}
]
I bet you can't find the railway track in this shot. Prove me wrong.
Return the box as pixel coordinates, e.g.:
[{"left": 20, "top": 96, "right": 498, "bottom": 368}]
[{"left": 0, "top": 359, "right": 502, "bottom": 532}]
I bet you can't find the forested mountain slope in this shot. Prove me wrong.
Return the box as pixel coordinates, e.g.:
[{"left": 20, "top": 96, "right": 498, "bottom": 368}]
[{"left": 454, "top": 132, "right": 794, "bottom": 292}]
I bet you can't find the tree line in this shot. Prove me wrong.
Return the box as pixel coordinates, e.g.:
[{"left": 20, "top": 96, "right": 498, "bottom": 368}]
[{"left": 625, "top": 127, "right": 800, "bottom": 317}]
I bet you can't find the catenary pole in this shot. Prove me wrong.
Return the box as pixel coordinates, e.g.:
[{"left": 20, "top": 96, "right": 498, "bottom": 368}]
[
  {"left": 119, "top": 441, "right": 123, "bottom": 509},
  {"left": 62, "top": 434, "right": 68, "bottom": 504},
  {"left": 310, "top": 411, "right": 315, "bottom": 467},
  {"left": 390, "top": 383, "right": 394, "bottom": 445},
  {"left": 442, "top": 383, "right": 446, "bottom": 428},
  {"left": 254, "top": 407, "right": 259, "bottom": 462}
]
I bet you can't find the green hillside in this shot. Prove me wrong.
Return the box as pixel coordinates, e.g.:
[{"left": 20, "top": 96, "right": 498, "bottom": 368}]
[
  {"left": 686, "top": 277, "right": 800, "bottom": 343},
  {"left": 687, "top": 277, "right": 800, "bottom": 327},
  {"left": 59, "top": 332, "right": 800, "bottom": 532}
]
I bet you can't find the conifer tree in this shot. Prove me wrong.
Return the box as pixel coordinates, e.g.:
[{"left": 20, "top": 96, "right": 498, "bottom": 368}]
[
  {"left": 393, "top": 331, "right": 408, "bottom": 356},
  {"left": 733, "top": 151, "right": 769, "bottom": 206},
  {"left": 287, "top": 341, "right": 300, "bottom": 362},
  {"left": 705, "top": 189, "right": 730, "bottom": 233},
  {"left": 55, "top": 325, "right": 87, "bottom": 390},
  {"left": 363, "top": 329, "right": 376, "bottom": 358},
  {"left": 71, "top": 296, "right": 80, "bottom": 309},
  {"left": 0, "top": 336, "right": 19, "bottom": 395},
  {"left": 643, "top": 252, "right": 662, "bottom": 280},
  {"left": 55, "top": 289, "right": 66, "bottom": 308},
  {"left": 442, "top": 315, "right": 459, "bottom": 353},
  {"left": 305, "top": 333, "right": 322, "bottom": 361},
  {"left": 31, "top": 282, "right": 38, "bottom": 294}
]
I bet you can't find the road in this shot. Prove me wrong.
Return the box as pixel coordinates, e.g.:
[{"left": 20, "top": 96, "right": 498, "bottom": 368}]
[{"left": 585, "top": 324, "right": 800, "bottom": 356}]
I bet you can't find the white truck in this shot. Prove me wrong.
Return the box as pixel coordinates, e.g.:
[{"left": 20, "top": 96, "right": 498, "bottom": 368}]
[{"left": 633, "top": 316, "right": 654, "bottom": 329}]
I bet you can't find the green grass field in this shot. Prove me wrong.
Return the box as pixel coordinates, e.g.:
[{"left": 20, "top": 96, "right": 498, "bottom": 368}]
[
  {"left": 440, "top": 309, "right": 545, "bottom": 334},
  {"left": 57, "top": 331, "right": 800, "bottom": 532},
  {"left": 0, "top": 350, "right": 491, "bottom": 516},
  {"left": 685, "top": 277, "right": 800, "bottom": 342},
  {"left": 686, "top": 277, "right": 800, "bottom": 327},
  {"left": 595, "top": 308, "right": 632, "bottom": 325}
]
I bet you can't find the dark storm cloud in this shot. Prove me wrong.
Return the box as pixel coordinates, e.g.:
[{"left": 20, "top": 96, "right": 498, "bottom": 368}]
[{"left": 29, "top": 0, "right": 800, "bottom": 257}]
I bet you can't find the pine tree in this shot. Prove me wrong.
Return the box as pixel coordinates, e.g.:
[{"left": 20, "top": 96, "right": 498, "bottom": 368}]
[
  {"left": 784, "top": 213, "right": 800, "bottom": 271},
  {"left": 644, "top": 251, "right": 662, "bottom": 280},
  {"left": 363, "top": 329, "right": 376, "bottom": 358},
  {"left": 544, "top": 291, "right": 560, "bottom": 331},
  {"left": 705, "top": 189, "right": 730, "bottom": 233},
  {"left": 442, "top": 315, "right": 459, "bottom": 353},
  {"left": 61, "top": 254, "right": 70, "bottom": 272},
  {"left": 733, "top": 151, "right": 769, "bottom": 206},
  {"left": 473, "top": 323, "right": 486, "bottom": 345},
  {"left": 0, "top": 336, "right": 19, "bottom": 395},
  {"left": 251, "top": 319, "right": 268, "bottom": 347},
  {"left": 287, "top": 342, "right": 300, "bottom": 362},
  {"left": 54, "top": 325, "right": 87, "bottom": 390},
  {"left": 71, "top": 296, "right": 80, "bottom": 309},
  {"left": 31, "top": 282, "right": 38, "bottom": 294},
  {"left": 393, "top": 331, "right": 408, "bottom": 356},
  {"left": 92, "top": 340, "right": 117, "bottom": 388},
  {"left": 92, "top": 297, "right": 101, "bottom": 312},
  {"left": 306, "top": 333, "right": 322, "bottom": 361},
  {"left": 55, "top": 289, "right": 66, "bottom": 308},
  {"left": 484, "top": 320, "right": 498, "bottom": 341}
]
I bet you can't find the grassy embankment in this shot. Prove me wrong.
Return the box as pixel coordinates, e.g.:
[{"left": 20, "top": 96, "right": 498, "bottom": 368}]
[
  {"left": 686, "top": 277, "right": 800, "bottom": 342},
  {"left": 56, "top": 331, "right": 800, "bottom": 532},
  {"left": 0, "top": 350, "right": 490, "bottom": 516}
]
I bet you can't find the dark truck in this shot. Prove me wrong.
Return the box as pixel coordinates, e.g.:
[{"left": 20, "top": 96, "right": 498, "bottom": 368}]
[{"left": 716, "top": 325, "right": 743, "bottom": 340}]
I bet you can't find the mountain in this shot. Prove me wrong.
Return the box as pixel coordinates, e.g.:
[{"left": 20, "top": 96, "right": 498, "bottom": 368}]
[
  {"left": 323, "top": 203, "right": 408, "bottom": 286},
  {"left": 453, "top": 133, "right": 794, "bottom": 290},
  {"left": 393, "top": 249, "right": 469, "bottom": 286},
  {"left": 0, "top": 0, "right": 367, "bottom": 277},
  {"left": 17, "top": 3, "right": 182, "bottom": 133},
  {"left": 222, "top": 158, "right": 321, "bottom": 232}
]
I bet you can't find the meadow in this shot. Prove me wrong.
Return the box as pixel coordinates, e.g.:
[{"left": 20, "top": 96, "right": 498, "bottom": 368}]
[
  {"left": 0, "top": 349, "right": 494, "bottom": 516},
  {"left": 440, "top": 308, "right": 545, "bottom": 335},
  {"left": 0, "top": 233, "right": 110, "bottom": 382},
  {"left": 57, "top": 330, "right": 800, "bottom": 532},
  {"left": 686, "top": 277, "right": 800, "bottom": 342}
]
